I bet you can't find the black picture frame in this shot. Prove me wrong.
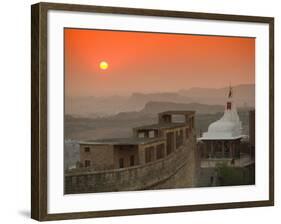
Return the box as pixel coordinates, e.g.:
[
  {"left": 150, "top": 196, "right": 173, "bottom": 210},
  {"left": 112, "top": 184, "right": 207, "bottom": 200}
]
[{"left": 31, "top": 2, "right": 274, "bottom": 221}]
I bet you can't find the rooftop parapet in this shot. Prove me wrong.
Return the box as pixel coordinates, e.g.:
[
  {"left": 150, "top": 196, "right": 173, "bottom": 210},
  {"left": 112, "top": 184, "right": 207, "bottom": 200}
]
[
  {"left": 158, "top": 110, "right": 195, "bottom": 125},
  {"left": 80, "top": 137, "right": 165, "bottom": 146}
]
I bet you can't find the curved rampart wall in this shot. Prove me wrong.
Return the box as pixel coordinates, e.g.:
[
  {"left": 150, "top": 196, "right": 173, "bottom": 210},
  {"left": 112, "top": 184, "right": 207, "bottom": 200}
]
[{"left": 65, "top": 135, "right": 198, "bottom": 194}]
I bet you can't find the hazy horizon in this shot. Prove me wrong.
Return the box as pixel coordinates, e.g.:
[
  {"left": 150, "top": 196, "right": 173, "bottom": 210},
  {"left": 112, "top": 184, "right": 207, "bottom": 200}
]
[{"left": 65, "top": 83, "right": 255, "bottom": 98}]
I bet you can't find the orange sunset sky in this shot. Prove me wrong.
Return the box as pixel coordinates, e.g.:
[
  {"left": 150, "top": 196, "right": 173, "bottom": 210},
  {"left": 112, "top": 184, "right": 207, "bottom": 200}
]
[{"left": 65, "top": 28, "right": 255, "bottom": 97}]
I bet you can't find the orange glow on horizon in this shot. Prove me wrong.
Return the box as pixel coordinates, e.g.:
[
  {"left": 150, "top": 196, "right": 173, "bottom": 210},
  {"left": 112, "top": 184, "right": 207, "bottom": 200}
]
[{"left": 65, "top": 29, "right": 255, "bottom": 97}]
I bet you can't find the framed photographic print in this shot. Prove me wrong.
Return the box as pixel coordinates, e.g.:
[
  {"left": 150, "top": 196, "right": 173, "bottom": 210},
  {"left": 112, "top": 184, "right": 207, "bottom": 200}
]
[{"left": 31, "top": 2, "right": 274, "bottom": 221}]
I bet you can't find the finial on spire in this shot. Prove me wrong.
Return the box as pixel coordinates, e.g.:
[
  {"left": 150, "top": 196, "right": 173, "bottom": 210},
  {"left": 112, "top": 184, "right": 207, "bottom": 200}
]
[{"left": 228, "top": 83, "right": 233, "bottom": 98}]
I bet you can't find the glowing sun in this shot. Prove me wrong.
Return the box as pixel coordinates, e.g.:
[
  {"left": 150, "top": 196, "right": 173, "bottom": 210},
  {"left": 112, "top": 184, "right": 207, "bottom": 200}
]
[{"left": 99, "top": 61, "right": 109, "bottom": 70}]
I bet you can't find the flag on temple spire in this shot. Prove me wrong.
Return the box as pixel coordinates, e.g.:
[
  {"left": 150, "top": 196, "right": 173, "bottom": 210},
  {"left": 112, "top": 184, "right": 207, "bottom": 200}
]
[{"left": 228, "top": 85, "right": 233, "bottom": 98}]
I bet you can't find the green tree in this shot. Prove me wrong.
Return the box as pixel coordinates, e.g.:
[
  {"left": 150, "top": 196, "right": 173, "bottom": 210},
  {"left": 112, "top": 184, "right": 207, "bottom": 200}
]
[{"left": 216, "top": 163, "right": 254, "bottom": 186}]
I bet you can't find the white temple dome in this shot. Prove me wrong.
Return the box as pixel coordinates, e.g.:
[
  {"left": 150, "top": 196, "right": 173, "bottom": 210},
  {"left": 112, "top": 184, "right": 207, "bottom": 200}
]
[
  {"left": 199, "top": 86, "right": 244, "bottom": 140},
  {"left": 208, "top": 120, "right": 237, "bottom": 133}
]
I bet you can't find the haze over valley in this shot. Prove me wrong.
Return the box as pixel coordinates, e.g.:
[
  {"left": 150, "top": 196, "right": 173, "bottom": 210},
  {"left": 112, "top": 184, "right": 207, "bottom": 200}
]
[
  {"left": 65, "top": 84, "right": 254, "bottom": 141},
  {"left": 66, "top": 84, "right": 254, "bottom": 118}
]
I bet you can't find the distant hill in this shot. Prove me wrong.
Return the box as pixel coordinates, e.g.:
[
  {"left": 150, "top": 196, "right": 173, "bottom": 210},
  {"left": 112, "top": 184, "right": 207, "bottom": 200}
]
[
  {"left": 179, "top": 84, "right": 254, "bottom": 107},
  {"left": 129, "top": 92, "right": 190, "bottom": 105},
  {"left": 65, "top": 84, "right": 254, "bottom": 117},
  {"left": 140, "top": 101, "right": 224, "bottom": 114}
]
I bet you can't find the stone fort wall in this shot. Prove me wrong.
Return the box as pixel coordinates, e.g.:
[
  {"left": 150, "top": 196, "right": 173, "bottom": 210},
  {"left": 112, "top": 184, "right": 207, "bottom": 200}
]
[{"left": 64, "top": 134, "right": 199, "bottom": 194}]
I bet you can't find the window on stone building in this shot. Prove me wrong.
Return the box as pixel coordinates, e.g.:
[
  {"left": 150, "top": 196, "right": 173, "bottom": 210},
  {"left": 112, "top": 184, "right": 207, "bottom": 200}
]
[
  {"left": 84, "top": 160, "right": 91, "bottom": 167},
  {"left": 149, "top": 130, "right": 155, "bottom": 138},
  {"left": 180, "top": 130, "right": 184, "bottom": 144},
  {"left": 130, "top": 155, "right": 135, "bottom": 166},
  {"left": 156, "top": 144, "right": 165, "bottom": 159},
  {"left": 119, "top": 158, "right": 124, "bottom": 168},
  {"left": 190, "top": 117, "right": 194, "bottom": 128},
  {"left": 84, "top": 147, "right": 90, "bottom": 153},
  {"left": 171, "top": 114, "right": 185, "bottom": 123},
  {"left": 145, "top": 146, "right": 154, "bottom": 163},
  {"left": 176, "top": 130, "right": 184, "bottom": 149},
  {"left": 166, "top": 132, "right": 174, "bottom": 155},
  {"left": 185, "top": 128, "right": 189, "bottom": 139},
  {"left": 138, "top": 132, "right": 145, "bottom": 138}
]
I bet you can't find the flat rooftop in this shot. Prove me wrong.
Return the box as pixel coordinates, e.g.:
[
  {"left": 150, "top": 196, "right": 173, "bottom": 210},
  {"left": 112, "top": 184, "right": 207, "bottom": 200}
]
[
  {"left": 80, "top": 137, "right": 165, "bottom": 146},
  {"left": 158, "top": 110, "right": 195, "bottom": 115},
  {"left": 135, "top": 122, "right": 187, "bottom": 130},
  {"left": 197, "top": 135, "right": 247, "bottom": 141}
]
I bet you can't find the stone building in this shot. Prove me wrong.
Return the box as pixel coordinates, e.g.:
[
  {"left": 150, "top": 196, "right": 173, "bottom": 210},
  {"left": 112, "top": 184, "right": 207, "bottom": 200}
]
[{"left": 65, "top": 111, "right": 198, "bottom": 194}]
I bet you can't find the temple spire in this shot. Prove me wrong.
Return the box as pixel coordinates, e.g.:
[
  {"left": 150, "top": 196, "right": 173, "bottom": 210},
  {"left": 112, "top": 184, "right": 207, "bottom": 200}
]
[
  {"left": 228, "top": 84, "right": 233, "bottom": 99},
  {"left": 226, "top": 84, "right": 233, "bottom": 110}
]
